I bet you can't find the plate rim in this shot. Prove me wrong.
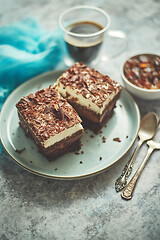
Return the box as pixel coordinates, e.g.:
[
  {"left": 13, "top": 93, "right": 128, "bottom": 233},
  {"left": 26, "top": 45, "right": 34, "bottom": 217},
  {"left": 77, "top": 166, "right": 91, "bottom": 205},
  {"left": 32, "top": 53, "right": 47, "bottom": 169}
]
[{"left": 0, "top": 70, "right": 141, "bottom": 180}]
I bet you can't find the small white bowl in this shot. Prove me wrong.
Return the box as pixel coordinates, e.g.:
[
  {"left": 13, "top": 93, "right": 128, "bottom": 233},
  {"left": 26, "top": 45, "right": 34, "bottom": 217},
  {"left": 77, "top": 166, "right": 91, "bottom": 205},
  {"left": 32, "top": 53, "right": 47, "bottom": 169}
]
[{"left": 120, "top": 52, "right": 160, "bottom": 100}]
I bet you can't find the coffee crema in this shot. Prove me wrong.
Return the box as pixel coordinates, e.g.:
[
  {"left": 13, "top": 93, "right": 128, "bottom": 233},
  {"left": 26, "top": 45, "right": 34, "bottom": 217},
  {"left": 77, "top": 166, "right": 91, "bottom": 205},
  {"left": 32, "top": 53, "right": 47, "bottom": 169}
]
[{"left": 64, "top": 21, "right": 104, "bottom": 63}]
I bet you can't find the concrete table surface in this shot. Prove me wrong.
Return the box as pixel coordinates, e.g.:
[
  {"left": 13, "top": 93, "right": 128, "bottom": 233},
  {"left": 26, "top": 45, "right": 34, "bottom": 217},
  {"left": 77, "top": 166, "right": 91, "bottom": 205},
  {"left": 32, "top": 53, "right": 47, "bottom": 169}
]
[{"left": 0, "top": 0, "right": 160, "bottom": 239}]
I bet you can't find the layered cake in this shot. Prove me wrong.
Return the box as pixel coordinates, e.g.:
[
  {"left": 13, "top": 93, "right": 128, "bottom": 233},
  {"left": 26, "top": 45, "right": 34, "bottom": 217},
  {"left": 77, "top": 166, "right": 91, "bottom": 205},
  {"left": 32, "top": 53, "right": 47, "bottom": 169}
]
[
  {"left": 56, "top": 62, "right": 122, "bottom": 133},
  {"left": 16, "top": 85, "right": 84, "bottom": 160}
]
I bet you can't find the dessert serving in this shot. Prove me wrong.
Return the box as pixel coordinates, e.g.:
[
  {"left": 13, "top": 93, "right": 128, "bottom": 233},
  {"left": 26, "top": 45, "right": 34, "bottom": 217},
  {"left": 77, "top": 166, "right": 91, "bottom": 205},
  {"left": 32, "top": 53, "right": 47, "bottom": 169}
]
[
  {"left": 56, "top": 62, "right": 122, "bottom": 133},
  {"left": 16, "top": 85, "right": 84, "bottom": 160},
  {"left": 0, "top": 66, "right": 140, "bottom": 179}
]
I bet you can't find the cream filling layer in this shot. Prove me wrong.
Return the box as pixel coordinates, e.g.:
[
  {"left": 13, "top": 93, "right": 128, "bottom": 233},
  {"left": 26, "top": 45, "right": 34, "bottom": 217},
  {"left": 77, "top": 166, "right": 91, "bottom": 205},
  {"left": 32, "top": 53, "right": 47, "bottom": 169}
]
[
  {"left": 43, "top": 123, "right": 83, "bottom": 148},
  {"left": 56, "top": 82, "right": 119, "bottom": 115}
]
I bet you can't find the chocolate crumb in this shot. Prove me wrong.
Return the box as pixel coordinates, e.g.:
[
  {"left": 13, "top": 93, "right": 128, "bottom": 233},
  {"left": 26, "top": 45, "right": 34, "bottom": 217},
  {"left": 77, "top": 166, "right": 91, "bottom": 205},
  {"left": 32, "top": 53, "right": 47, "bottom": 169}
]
[
  {"left": 55, "top": 168, "right": 57, "bottom": 171},
  {"left": 80, "top": 161, "right": 83, "bottom": 164},
  {"left": 119, "top": 104, "right": 122, "bottom": 108},
  {"left": 81, "top": 151, "right": 84, "bottom": 154},
  {"left": 70, "top": 97, "right": 78, "bottom": 102},
  {"left": 15, "top": 148, "right": 25, "bottom": 154},
  {"left": 100, "top": 157, "right": 102, "bottom": 161},
  {"left": 113, "top": 137, "right": 121, "bottom": 142},
  {"left": 59, "top": 107, "right": 65, "bottom": 121},
  {"left": 102, "top": 136, "right": 106, "bottom": 143},
  {"left": 126, "top": 136, "right": 128, "bottom": 138},
  {"left": 54, "top": 106, "right": 65, "bottom": 121},
  {"left": 75, "top": 152, "right": 80, "bottom": 155}
]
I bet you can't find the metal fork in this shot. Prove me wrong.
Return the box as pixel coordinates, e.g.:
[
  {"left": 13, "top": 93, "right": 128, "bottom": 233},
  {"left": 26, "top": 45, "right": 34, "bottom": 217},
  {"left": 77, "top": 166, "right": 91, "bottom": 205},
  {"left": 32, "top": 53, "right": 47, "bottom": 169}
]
[{"left": 121, "top": 139, "right": 160, "bottom": 200}]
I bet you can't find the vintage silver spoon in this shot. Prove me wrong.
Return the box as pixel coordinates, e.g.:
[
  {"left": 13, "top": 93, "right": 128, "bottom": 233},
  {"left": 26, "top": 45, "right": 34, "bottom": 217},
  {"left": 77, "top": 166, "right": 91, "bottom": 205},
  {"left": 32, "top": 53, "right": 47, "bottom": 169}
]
[
  {"left": 121, "top": 139, "right": 160, "bottom": 200},
  {"left": 115, "top": 112, "right": 159, "bottom": 192}
]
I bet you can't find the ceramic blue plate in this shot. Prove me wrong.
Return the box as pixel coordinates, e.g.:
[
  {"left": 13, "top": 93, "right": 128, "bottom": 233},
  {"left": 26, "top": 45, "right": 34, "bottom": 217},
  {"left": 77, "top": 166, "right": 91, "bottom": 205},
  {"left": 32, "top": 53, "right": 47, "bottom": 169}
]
[{"left": 0, "top": 71, "right": 140, "bottom": 180}]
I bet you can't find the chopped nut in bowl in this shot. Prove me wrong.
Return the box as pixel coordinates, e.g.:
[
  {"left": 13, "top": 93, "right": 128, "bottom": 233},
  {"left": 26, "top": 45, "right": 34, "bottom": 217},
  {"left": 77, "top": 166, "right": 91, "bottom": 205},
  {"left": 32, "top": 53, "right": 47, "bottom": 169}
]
[{"left": 120, "top": 52, "right": 160, "bottom": 100}]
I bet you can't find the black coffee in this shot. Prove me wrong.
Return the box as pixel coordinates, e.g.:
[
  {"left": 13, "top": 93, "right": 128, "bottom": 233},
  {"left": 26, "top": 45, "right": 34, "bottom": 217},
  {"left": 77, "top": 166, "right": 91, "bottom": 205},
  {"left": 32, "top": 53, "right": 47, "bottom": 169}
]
[{"left": 64, "top": 21, "right": 104, "bottom": 63}]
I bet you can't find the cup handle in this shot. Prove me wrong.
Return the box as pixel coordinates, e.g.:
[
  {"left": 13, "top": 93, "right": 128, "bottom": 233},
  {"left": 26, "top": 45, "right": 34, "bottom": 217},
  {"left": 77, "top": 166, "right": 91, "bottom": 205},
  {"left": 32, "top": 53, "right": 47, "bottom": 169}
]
[
  {"left": 108, "top": 30, "right": 127, "bottom": 40},
  {"left": 101, "top": 29, "right": 128, "bottom": 61}
]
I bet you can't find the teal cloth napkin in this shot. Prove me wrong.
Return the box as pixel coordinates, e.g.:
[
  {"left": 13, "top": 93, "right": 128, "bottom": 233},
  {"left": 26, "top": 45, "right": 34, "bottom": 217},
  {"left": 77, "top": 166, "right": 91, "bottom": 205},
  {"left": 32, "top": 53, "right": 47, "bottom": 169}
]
[
  {"left": 0, "top": 18, "right": 64, "bottom": 109},
  {"left": 0, "top": 18, "right": 64, "bottom": 153}
]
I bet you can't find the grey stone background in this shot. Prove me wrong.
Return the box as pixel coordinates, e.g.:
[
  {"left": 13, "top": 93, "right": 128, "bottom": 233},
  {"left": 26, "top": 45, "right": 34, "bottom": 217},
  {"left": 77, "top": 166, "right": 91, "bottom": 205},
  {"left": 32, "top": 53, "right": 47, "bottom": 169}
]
[{"left": 0, "top": 0, "right": 160, "bottom": 239}]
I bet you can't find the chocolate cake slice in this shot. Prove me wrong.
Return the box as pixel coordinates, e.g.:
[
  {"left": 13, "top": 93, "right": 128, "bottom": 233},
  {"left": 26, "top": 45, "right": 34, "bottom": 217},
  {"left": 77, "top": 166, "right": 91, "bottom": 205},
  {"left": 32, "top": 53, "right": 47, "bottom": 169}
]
[
  {"left": 56, "top": 62, "right": 122, "bottom": 133},
  {"left": 16, "top": 85, "right": 84, "bottom": 160}
]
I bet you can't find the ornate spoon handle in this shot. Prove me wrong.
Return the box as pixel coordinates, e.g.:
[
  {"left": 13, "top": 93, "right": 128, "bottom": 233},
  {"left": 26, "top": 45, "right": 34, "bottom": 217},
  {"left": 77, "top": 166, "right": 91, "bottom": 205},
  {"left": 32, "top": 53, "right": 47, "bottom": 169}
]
[
  {"left": 115, "top": 139, "right": 143, "bottom": 192},
  {"left": 121, "top": 147, "right": 153, "bottom": 200}
]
